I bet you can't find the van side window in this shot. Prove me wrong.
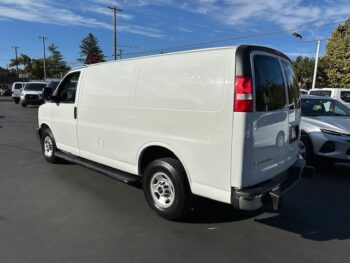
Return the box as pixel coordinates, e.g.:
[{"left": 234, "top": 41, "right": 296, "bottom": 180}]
[
  {"left": 281, "top": 60, "right": 300, "bottom": 109},
  {"left": 254, "top": 55, "right": 286, "bottom": 112},
  {"left": 55, "top": 72, "right": 80, "bottom": 103},
  {"left": 341, "top": 91, "right": 350, "bottom": 103}
]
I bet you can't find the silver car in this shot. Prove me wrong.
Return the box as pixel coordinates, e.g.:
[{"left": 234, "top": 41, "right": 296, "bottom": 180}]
[{"left": 300, "top": 95, "right": 350, "bottom": 165}]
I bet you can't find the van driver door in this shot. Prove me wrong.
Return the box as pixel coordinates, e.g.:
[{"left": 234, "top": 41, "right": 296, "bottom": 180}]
[{"left": 50, "top": 71, "right": 81, "bottom": 156}]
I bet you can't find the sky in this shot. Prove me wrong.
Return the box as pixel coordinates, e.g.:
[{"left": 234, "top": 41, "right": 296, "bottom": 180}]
[{"left": 0, "top": 0, "right": 349, "bottom": 69}]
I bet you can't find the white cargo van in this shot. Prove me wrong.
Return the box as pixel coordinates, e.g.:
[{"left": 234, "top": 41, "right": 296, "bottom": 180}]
[
  {"left": 38, "top": 45, "right": 305, "bottom": 219},
  {"left": 308, "top": 88, "right": 350, "bottom": 108},
  {"left": 20, "top": 82, "right": 47, "bottom": 107},
  {"left": 11, "top": 82, "right": 25, "bottom": 103}
]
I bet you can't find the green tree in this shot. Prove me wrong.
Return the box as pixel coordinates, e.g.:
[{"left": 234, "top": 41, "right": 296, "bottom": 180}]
[
  {"left": 325, "top": 17, "right": 350, "bottom": 87},
  {"left": 79, "top": 33, "right": 105, "bottom": 64},
  {"left": 8, "top": 44, "right": 70, "bottom": 80},
  {"left": 10, "top": 55, "right": 43, "bottom": 79},
  {"left": 292, "top": 56, "right": 330, "bottom": 89},
  {"left": 292, "top": 56, "right": 315, "bottom": 89},
  {"left": 47, "top": 43, "right": 70, "bottom": 78},
  {"left": 30, "top": 59, "right": 45, "bottom": 80}
]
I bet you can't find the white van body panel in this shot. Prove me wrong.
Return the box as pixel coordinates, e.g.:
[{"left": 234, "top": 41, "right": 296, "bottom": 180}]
[
  {"left": 50, "top": 70, "right": 83, "bottom": 156},
  {"left": 75, "top": 48, "right": 235, "bottom": 201}
]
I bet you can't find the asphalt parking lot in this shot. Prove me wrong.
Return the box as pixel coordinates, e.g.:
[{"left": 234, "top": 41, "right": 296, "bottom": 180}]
[{"left": 1, "top": 97, "right": 350, "bottom": 263}]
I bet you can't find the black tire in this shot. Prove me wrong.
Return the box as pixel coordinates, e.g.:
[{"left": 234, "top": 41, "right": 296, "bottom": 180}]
[
  {"left": 143, "top": 158, "right": 191, "bottom": 220},
  {"left": 41, "top": 128, "right": 59, "bottom": 163},
  {"left": 15, "top": 99, "right": 19, "bottom": 104},
  {"left": 300, "top": 134, "right": 314, "bottom": 165},
  {"left": 22, "top": 102, "right": 27, "bottom": 107}
]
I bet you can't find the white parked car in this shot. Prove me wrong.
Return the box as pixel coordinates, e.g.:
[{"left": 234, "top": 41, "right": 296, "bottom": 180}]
[
  {"left": 38, "top": 45, "right": 305, "bottom": 219},
  {"left": 308, "top": 88, "right": 350, "bottom": 108},
  {"left": 11, "top": 82, "right": 26, "bottom": 103},
  {"left": 300, "top": 95, "right": 350, "bottom": 165},
  {"left": 20, "top": 82, "right": 47, "bottom": 107}
]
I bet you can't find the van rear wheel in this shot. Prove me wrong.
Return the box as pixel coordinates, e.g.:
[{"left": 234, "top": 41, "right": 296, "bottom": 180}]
[
  {"left": 41, "top": 129, "right": 59, "bottom": 163},
  {"left": 143, "top": 158, "right": 191, "bottom": 220}
]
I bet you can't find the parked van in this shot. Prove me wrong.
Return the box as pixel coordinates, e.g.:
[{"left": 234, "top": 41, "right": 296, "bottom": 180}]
[
  {"left": 308, "top": 88, "right": 350, "bottom": 108},
  {"left": 20, "top": 82, "right": 47, "bottom": 107},
  {"left": 11, "top": 82, "right": 26, "bottom": 103},
  {"left": 38, "top": 45, "right": 305, "bottom": 219}
]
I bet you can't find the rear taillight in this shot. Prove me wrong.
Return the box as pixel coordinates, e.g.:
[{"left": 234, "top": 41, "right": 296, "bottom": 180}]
[{"left": 234, "top": 76, "right": 253, "bottom": 112}]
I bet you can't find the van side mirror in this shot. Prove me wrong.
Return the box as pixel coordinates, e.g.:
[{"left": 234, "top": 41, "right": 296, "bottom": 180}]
[{"left": 42, "top": 87, "right": 53, "bottom": 100}]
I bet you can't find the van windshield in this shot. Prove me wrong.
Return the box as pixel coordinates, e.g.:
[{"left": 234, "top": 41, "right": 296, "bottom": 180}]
[
  {"left": 254, "top": 55, "right": 286, "bottom": 111},
  {"left": 308, "top": 90, "right": 332, "bottom": 97},
  {"left": 14, "top": 83, "right": 22, "bottom": 89},
  {"left": 301, "top": 98, "right": 350, "bottom": 117},
  {"left": 24, "top": 83, "right": 46, "bottom": 91}
]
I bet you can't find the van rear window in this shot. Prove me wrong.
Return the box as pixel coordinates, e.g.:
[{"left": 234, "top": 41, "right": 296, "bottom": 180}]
[
  {"left": 341, "top": 91, "right": 350, "bottom": 103},
  {"left": 282, "top": 60, "right": 300, "bottom": 109},
  {"left": 14, "top": 83, "right": 22, "bottom": 89},
  {"left": 254, "top": 55, "right": 286, "bottom": 112}
]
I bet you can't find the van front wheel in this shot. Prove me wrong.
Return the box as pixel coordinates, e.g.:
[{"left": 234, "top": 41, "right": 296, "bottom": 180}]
[
  {"left": 41, "top": 129, "right": 58, "bottom": 163},
  {"left": 143, "top": 158, "right": 191, "bottom": 220}
]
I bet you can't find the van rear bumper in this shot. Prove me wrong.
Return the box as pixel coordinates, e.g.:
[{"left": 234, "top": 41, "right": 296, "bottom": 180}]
[{"left": 231, "top": 158, "right": 307, "bottom": 211}]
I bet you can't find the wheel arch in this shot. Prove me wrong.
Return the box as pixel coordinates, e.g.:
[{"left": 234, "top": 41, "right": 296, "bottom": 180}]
[
  {"left": 137, "top": 143, "right": 192, "bottom": 184},
  {"left": 38, "top": 123, "right": 51, "bottom": 138},
  {"left": 300, "top": 129, "right": 314, "bottom": 153}
]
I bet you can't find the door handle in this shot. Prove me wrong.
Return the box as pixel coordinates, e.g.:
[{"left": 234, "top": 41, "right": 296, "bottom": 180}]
[{"left": 74, "top": 107, "right": 77, "bottom": 119}]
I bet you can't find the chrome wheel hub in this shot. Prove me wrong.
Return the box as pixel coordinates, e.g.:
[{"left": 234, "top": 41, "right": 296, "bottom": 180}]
[
  {"left": 150, "top": 172, "right": 175, "bottom": 208},
  {"left": 44, "top": 136, "right": 54, "bottom": 158}
]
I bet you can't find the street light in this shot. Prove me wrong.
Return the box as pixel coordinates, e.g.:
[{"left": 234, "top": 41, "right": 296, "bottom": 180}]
[{"left": 293, "top": 32, "right": 323, "bottom": 90}]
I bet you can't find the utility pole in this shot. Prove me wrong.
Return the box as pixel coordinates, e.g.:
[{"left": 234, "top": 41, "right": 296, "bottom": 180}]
[
  {"left": 38, "top": 36, "right": 48, "bottom": 80},
  {"left": 312, "top": 39, "right": 321, "bottom": 90},
  {"left": 108, "top": 4, "right": 122, "bottom": 61},
  {"left": 12, "top": 46, "right": 19, "bottom": 78},
  {"left": 292, "top": 32, "right": 326, "bottom": 90}
]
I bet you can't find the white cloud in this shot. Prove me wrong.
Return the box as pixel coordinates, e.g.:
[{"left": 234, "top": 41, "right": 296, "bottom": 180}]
[
  {"left": 178, "top": 26, "right": 193, "bottom": 33},
  {"left": 176, "top": 0, "right": 350, "bottom": 31},
  {"left": 0, "top": 0, "right": 163, "bottom": 38}
]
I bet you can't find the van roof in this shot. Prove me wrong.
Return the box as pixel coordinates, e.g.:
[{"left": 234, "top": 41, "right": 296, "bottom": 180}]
[{"left": 71, "top": 45, "right": 290, "bottom": 71}]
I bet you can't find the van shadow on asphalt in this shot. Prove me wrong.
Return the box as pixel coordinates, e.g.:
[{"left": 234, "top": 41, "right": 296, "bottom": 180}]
[
  {"left": 126, "top": 180, "right": 263, "bottom": 223},
  {"left": 183, "top": 196, "right": 263, "bottom": 224},
  {"left": 255, "top": 164, "right": 350, "bottom": 241},
  {"left": 52, "top": 160, "right": 350, "bottom": 235}
]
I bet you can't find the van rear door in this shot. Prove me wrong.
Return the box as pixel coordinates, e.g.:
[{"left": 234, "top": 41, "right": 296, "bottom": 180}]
[
  {"left": 281, "top": 59, "right": 301, "bottom": 169},
  {"left": 248, "top": 52, "right": 289, "bottom": 186}
]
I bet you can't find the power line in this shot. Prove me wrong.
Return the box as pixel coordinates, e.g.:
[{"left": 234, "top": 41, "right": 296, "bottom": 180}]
[{"left": 123, "top": 20, "right": 342, "bottom": 57}]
